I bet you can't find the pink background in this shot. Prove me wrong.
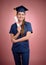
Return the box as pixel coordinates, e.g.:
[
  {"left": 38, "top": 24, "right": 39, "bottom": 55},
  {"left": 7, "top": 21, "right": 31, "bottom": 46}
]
[{"left": 0, "top": 0, "right": 46, "bottom": 65}]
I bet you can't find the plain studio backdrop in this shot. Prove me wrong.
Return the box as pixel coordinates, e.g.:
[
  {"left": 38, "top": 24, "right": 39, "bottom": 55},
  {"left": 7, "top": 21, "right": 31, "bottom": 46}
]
[{"left": 0, "top": 0, "right": 46, "bottom": 65}]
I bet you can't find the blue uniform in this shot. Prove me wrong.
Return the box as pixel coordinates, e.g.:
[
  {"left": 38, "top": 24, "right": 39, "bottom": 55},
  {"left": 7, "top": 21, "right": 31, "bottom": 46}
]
[{"left": 9, "top": 21, "right": 33, "bottom": 65}]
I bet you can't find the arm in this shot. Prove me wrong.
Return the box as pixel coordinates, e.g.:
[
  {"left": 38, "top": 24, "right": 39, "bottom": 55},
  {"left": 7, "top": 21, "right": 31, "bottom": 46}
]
[
  {"left": 12, "top": 31, "right": 31, "bottom": 43},
  {"left": 12, "top": 32, "right": 20, "bottom": 39},
  {"left": 10, "top": 26, "right": 21, "bottom": 42},
  {"left": 10, "top": 32, "right": 20, "bottom": 42}
]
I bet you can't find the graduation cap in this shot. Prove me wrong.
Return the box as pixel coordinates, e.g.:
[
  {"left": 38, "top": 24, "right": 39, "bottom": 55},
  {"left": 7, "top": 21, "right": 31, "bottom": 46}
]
[{"left": 14, "top": 5, "right": 28, "bottom": 12}]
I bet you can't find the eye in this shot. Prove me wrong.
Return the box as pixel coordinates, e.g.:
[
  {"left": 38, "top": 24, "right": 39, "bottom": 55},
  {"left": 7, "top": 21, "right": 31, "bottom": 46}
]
[
  {"left": 22, "top": 14, "right": 24, "bottom": 15},
  {"left": 18, "top": 13, "right": 21, "bottom": 15}
]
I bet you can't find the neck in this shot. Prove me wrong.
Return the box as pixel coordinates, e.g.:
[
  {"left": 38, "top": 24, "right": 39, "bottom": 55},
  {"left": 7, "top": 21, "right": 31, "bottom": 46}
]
[{"left": 18, "top": 20, "right": 23, "bottom": 25}]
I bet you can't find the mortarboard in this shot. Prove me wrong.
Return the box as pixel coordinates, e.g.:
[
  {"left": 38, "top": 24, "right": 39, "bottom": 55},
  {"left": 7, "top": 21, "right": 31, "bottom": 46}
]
[{"left": 14, "top": 5, "right": 28, "bottom": 12}]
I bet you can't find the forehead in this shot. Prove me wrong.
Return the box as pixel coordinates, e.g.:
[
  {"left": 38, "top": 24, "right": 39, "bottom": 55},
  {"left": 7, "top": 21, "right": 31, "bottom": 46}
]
[{"left": 17, "top": 12, "right": 25, "bottom": 14}]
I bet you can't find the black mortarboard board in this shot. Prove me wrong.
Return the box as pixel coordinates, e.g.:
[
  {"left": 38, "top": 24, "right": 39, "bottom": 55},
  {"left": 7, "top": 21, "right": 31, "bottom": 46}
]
[{"left": 14, "top": 5, "right": 28, "bottom": 12}]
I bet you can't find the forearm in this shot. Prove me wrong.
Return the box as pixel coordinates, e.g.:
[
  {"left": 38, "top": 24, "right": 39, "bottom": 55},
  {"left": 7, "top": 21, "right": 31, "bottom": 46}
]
[
  {"left": 16, "top": 36, "right": 28, "bottom": 42},
  {"left": 12, "top": 32, "right": 31, "bottom": 43},
  {"left": 12, "top": 36, "right": 29, "bottom": 43},
  {"left": 13, "top": 32, "right": 20, "bottom": 39}
]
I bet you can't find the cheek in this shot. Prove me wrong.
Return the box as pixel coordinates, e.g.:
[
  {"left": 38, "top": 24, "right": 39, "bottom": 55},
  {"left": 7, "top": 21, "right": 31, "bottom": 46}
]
[
  {"left": 23, "top": 16, "right": 25, "bottom": 19},
  {"left": 21, "top": 15, "right": 25, "bottom": 18},
  {"left": 23, "top": 16, "right": 25, "bottom": 18},
  {"left": 17, "top": 14, "right": 25, "bottom": 20},
  {"left": 18, "top": 16, "right": 25, "bottom": 19},
  {"left": 21, "top": 16, "right": 25, "bottom": 19},
  {"left": 17, "top": 15, "right": 20, "bottom": 18}
]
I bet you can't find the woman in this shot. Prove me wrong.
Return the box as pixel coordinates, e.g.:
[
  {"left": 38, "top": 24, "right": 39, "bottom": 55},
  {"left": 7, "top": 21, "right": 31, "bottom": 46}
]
[{"left": 9, "top": 5, "right": 33, "bottom": 65}]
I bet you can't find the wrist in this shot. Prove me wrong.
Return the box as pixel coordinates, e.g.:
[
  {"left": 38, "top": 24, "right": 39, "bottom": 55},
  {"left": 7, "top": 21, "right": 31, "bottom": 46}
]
[{"left": 17, "top": 31, "right": 20, "bottom": 34}]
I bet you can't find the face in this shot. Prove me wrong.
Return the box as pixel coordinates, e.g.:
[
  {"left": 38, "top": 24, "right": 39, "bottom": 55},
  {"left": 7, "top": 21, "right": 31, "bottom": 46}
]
[{"left": 17, "top": 12, "right": 25, "bottom": 22}]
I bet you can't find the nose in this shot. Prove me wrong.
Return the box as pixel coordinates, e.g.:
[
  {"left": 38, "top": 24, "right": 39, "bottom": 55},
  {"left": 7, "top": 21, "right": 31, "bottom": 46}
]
[{"left": 20, "top": 14, "right": 23, "bottom": 17}]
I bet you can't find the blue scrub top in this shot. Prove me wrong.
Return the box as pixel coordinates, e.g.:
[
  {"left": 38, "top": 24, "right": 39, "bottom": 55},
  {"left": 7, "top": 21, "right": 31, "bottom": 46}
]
[{"left": 9, "top": 21, "right": 33, "bottom": 53}]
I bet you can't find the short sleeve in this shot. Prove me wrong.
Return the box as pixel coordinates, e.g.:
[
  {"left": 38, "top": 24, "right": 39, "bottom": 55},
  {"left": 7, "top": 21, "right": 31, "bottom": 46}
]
[
  {"left": 27, "top": 22, "right": 33, "bottom": 33},
  {"left": 9, "top": 25, "right": 14, "bottom": 34},
  {"left": 9, "top": 23, "right": 17, "bottom": 34}
]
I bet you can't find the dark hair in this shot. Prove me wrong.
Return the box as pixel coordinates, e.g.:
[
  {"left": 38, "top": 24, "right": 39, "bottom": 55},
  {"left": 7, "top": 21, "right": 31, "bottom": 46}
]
[
  {"left": 20, "top": 19, "right": 25, "bottom": 36},
  {"left": 17, "top": 12, "right": 25, "bottom": 36}
]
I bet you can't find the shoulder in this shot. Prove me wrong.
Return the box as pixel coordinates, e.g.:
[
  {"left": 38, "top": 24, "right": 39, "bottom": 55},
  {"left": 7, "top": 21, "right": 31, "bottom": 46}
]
[
  {"left": 25, "top": 21, "right": 31, "bottom": 25},
  {"left": 11, "top": 23, "right": 17, "bottom": 28}
]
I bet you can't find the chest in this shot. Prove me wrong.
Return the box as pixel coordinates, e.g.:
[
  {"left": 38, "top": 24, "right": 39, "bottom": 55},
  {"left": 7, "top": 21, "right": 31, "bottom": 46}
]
[{"left": 13, "top": 24, "right": 28, "bottom": 37}]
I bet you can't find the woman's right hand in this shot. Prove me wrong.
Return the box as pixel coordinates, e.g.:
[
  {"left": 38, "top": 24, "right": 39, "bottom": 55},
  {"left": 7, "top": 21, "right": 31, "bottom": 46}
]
[{"left": 17, "top": 26, "right": 21, "bottom": 33}]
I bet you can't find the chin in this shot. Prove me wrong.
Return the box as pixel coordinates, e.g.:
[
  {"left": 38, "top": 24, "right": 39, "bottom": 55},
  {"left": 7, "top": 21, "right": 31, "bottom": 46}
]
[{"left": 19, "top": 19, "right": 24, "bottom": 21}]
